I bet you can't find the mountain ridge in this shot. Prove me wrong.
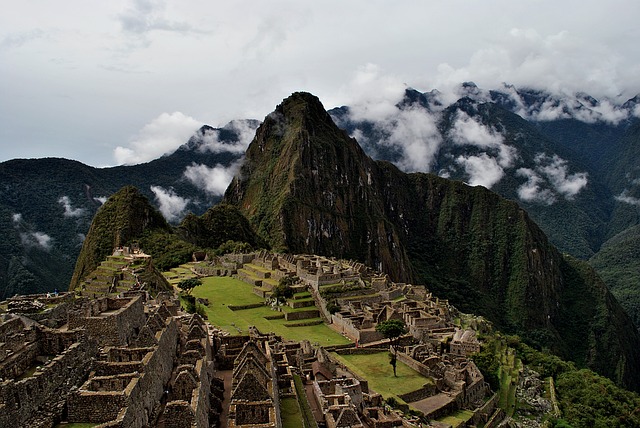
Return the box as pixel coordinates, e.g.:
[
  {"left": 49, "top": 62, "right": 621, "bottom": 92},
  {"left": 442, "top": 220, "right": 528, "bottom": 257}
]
[{"left": 222, "top": 91, "right": 640, "bottom": 390}]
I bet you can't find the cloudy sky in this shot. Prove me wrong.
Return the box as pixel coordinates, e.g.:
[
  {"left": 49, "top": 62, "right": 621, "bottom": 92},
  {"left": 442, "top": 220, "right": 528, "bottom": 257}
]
[{"left": 1, "top": 0, "right": 639, "bottom": 167}]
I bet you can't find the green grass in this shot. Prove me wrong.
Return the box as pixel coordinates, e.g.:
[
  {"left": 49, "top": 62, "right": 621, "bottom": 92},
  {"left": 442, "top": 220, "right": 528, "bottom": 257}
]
[
  {"left": 191, "top": 276, "right": 350, "bottom": 345},
  {"left": 331, "top": 351, "right": 430, "bottom": 401},
  {"left": 281, "top": 397, "right": 304, "bottom": 428},
  {"left": 244, "top": 263, "right": 272, "bottom": 273},
  {"left": 496, "top": 344, "right": 519, "bottom": 416},
  {"left": 437, "top": 409, "right": 474, "bottom": 427},
  {"left": 293, "top": 374, "right": 318, "bottom": 428}
]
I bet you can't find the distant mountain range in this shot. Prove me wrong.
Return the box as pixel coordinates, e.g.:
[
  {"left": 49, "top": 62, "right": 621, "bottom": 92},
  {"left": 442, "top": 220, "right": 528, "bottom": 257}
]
[
  {"left": 66, "top": 91, "right": 640, "bottom": 392},
  {"left": 1, "top": 83, "right": 639, "bottom": 329}
]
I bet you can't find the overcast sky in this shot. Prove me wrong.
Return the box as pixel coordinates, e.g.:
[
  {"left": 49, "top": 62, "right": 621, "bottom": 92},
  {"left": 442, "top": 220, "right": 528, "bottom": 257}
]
[{"left": 1, "top": 0, "right": 639, "bottom": 167}]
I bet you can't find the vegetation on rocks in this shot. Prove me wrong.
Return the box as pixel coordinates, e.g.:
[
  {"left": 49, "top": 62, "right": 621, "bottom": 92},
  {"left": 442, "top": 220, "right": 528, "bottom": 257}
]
[{"left": 69, "top": 186, "right": 170, "bottom": 290}]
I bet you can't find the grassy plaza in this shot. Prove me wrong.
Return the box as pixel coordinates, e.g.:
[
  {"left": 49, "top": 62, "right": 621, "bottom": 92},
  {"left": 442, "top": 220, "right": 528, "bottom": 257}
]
[
  {"left": 191, "top": 276, "right": 351, "bottom": 345},
  {"left": 331, "top": 351, "right": 431, "bottom": 401}
]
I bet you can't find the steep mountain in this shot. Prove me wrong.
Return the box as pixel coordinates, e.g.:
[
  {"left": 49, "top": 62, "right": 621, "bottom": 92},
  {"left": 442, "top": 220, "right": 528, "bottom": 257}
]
[
  {"left": 224, "top": 91, "right": 640, "bottom": 390},
  {"left": 0, "top": 120, "right": 254, "bottom": 297},
  {"left": 178, "top": 203, "right": 265, "bottom": 250},
  {"left": 223, "top": 92, "right": 413, "bottom": 282},
  {"left": 329, "top": 86, "right": 625, "bottom": 259},
  {"left": 590, "top": 225, "right": 640, "bottom": 329},
  {"left": 69, "top": 186, "right": 171, "bottom": 290}
]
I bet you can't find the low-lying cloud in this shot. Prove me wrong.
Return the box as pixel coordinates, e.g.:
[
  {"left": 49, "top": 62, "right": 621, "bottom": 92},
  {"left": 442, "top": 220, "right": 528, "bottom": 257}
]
[
  {"left": 516, "top": 168, "right": 556, "bottom": 205},
  {"left": 456, "top": 154, "right": 505, "bottom": 188},
  {"left": 615, "top": 190, "right": 640, "bottom": 207},
  {"left": 20, "top": 231, "right": 53, "bottom": 251},
  {"left": 195, "top": 120, "right": 259, "bottom": 154},
  {"left": 433, "top": 28, "right": 635, "bottom": 107},
  {"left": 58, "top": 196, "right": 86, "bottom": 218},
  {"left": 150, "top": 186, "right": 190, "bottom": 222},
  {"left": 450, "top": 111, "right": 518, "bottom": 168},
  {"left": 183, "top": 161, "right": 241, "bottom": 196},
  {"left": 114, "top": 112, "right": 202, "bottom": 165},
  {"left": 516, "top": 153, "right": 588, "bottom": 204},
  {"left": 338, "top": 65, "right": 443, "bottom": 172},
  {"left": 536, "top": 154, "right": 588, "bottom": 199}
]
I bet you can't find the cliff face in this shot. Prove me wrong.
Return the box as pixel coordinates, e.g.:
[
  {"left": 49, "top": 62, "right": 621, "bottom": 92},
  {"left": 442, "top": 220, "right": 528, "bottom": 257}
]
[
  {"left": 223, "top": 92, "right": 414, "bottom": 282},
  {"left": 224, "top": 92, "right": 640, "bottom": 390},
  {"left": 69, "top": 186, "right": 170, "bottom": 290}
]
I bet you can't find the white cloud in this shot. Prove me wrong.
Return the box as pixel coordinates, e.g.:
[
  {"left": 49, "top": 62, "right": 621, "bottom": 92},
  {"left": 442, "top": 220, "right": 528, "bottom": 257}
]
[
  {"left": 516, "top": 168, "right": 556, "bottom": 205},
  {"left": 455, "top": 154, "right": 504, "bottom": 188},
  {"left": 183, "top": 161, "right": 241, "bottom": 196},
  {"left": 114, "top": 112, "right": 202, "bottom": 165},
  {"left": 633, "top": 105, "right": 640, "bottom": 119},
  {"left": 449, "top": 111, "right": 517, "bottom": 168},
  {"left": 536, "top": 154, "right": 588, "bottom": 199},
  {"left": 58, "top": 196, "right": 86, "bottom": 218},
  {"left": 21, "top": 231, "right": 52, "bottom": 251},
  {"left": 340, "top": 64, "right": 408, "bottom": 123},
  {"left": 615, "top": 190, "right": 640, "bottom": 207},
  {"left": 339, "top": 65, "right": 443, "bottom": 172},
  {"left": 501, "top": 89, "right": 630, "bottom": 125},
  {"left": 117, "top": 0, "right": 202, "bottom": 39},
  {"left": 12, "top": 213, "right": 22, "bottom": 223},
  {"left": 94, "top": 196, "right": 108, "bottom": 205},
  {"left": 3, "top": 2, "right": 640, "bottom": 166},
  {"left": 195, "top": 120, "right": 259, "bottom": 154},
  {"left": 150, "top": 185, "right": 190, "bottom": 222},
  {"left": 515, "top": 154, "right": 588, "bottom": 204},
  {"left": 433, "top": 28, "right": 636, "bottom": 103}
]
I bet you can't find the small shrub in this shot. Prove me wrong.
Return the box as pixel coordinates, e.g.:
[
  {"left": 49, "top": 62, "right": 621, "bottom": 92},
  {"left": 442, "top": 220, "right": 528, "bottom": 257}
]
[{"left": 326, "top": 301, "right": 340, "bottom": 314}]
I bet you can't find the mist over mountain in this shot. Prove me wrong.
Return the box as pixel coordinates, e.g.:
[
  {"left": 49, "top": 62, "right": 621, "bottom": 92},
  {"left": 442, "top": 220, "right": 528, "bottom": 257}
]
[
  {"left": 0, "top": 120, "right": 257, "bottom": 299},
  {"left": 1, "top": 83, "right": 640, "bottom": 339},
  {"left": 222, "top": 91, "right": 640, "bottom": 390}
]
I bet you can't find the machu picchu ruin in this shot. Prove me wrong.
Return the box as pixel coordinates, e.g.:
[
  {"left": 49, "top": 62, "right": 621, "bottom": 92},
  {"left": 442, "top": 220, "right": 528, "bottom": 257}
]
[{"left": 0, "top": 247, "right": 535, "bottom": 427}]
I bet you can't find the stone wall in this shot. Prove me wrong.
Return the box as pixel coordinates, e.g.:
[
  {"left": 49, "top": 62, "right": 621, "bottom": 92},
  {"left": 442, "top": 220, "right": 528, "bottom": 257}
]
[
  {"left": 330, "top": 313, "right": 384, "bottom": 344},
  {"left": 163, "top": 401, "right": 194, "bottom": 428},
  {"left": 68, "top": 295, "right": 146, "bottom": 346},
  {"left": 471, "top": 392, "right": 499, "bottom": 426},
  {"left": 0, "top": 337, "right": 98, "bottom": 428},
  {"left": 397, "top": 384, "right": 437, "bottom": 403},
  {"left": 284, "top": 309, "right": 320, "bottom": 321},
  {"left": 68, "top": 379, "right": 135, "bottom": 423},
  {"left": 0, "top": 342, "right": 38, "bottom": 380},
  {"left": 68, "top": 317, "right": 178, "bottom": 427},
  {"left": 396, "top": 352, "right": 432, "bottom": 378},
  {"left": 119, "top": 318, "right": 179, "bottom": 428},
  {"left": 21, "top": 299, "right": 75, "bottom": 328}
]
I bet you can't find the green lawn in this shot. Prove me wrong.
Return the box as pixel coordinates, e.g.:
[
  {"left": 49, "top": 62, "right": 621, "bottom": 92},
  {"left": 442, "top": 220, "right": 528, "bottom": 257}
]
[
  {"left": 191, "top": 276, "right": 350, "bottom": 345},
  {"left": 331, "top": 351, "right": 430, "bottom": 401},
  {"left": 437, "top": 409, "right": 474, "bottom": 427},
  {"left": 280, "top": 397, "right": 303, "bottom": 428}
]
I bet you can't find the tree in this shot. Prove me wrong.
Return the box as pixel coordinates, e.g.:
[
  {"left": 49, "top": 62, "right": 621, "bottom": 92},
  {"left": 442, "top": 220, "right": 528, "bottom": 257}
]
[
  {"left": 271, "top": 276, "right": 296, "bottom": 304},
  {"left": 177, "top": 277, "right": 202, "bottom": 295},
  {"left": 375, "top": 319, "right": 406, "bottom": 377}
]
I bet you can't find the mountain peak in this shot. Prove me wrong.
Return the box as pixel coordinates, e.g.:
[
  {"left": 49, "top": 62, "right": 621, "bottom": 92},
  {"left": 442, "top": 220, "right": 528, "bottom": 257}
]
[
  {"left": 69, "top": 186, "right": 169, "bottom": 290},
  {"left": 223, "top": 92, "right": 411, "bottom": 279}
]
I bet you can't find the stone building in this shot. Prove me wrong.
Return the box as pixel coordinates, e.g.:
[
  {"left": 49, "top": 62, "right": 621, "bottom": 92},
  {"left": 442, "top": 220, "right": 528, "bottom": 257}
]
[{"left": 227, "top": 340, "right": 279, "bottom": 427}]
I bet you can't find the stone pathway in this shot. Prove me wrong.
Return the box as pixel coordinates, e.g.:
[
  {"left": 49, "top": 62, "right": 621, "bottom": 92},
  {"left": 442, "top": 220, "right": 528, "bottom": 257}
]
[{"left": 218, "top": 369, "right": 233, "bottom": 425}]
